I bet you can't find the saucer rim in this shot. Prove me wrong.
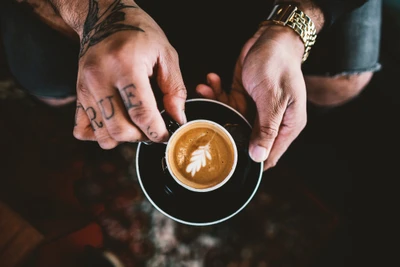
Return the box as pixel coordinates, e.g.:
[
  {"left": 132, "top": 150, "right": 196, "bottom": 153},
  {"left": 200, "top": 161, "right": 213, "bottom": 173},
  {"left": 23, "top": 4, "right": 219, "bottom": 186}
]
[{"left": 135, "top": 98, "right": 264, "bottom": 226}]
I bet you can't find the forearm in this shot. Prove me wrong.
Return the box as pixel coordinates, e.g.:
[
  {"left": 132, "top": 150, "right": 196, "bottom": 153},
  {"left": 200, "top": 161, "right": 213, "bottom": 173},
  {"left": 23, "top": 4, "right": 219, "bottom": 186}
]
[
  {"left": 45, "top": 0, "right": 94, "bottom": 35},
  {"left": 42, "top": 0, "right": 144, "bottom": 58},
  {"left": 45, "top": 0, "right": 141, "bottom": 37}
]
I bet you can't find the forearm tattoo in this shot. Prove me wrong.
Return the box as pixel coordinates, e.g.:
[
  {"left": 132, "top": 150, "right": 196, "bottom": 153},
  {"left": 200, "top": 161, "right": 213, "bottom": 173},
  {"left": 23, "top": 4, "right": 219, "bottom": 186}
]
[{"left": 80, "top": 0, "right": 144, "bottom": 57}]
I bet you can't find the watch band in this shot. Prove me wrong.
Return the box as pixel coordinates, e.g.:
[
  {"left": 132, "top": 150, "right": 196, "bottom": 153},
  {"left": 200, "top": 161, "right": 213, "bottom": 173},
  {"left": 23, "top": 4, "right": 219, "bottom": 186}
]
[{"left": 260, "top": 3, "right": 317, "bottom": 63}]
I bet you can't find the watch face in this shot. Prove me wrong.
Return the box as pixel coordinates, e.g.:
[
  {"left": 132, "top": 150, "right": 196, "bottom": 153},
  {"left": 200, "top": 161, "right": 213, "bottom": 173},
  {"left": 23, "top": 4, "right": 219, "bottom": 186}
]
[{"left": 267, "top": 4, "right": 297, "bottom": 23}]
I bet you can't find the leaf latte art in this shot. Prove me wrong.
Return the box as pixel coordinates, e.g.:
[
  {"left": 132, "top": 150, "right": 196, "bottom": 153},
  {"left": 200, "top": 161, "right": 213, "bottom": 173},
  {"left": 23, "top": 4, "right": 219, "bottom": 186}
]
[{"left": 186, "top": 144, "right": 212, "bottom": 176}]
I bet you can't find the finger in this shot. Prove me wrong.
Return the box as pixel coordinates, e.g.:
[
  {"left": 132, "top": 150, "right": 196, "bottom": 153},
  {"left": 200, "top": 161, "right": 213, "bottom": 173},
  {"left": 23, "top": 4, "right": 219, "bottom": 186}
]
[
  {"left": 76, "top": 84, "right": 119, "bottom": 150},
  {"left": 248, "top": 93, "right": 288, "bottom": 163},
  {"left": 206, "top": 73, "right": 223, "bottom": 94},
  {"left": 118, "top": 72, "right": 169, "bottom": 143},
  {"left": 263, "top": 101, "right": 307, "bottom": 170},
  {"left": 156, "top": 49, "right": 188, "bottom": 125},
  {"left": 73, "top": 100, "right": 96, "bottom": 141},
  {"left": 95, "top": 92, "right": 148, "bottom": 142},
  {"left": 84, "top": 74, "right": 148, "bottom": 143},
  {"left": 195, "top": 73, "right": 224, "bottom": 100},
  {"left": 207, "top": 73, "right": 231, "bottom": 104},
  {"left": 195, "top": 84, "right": 217, "bottom": 99}
]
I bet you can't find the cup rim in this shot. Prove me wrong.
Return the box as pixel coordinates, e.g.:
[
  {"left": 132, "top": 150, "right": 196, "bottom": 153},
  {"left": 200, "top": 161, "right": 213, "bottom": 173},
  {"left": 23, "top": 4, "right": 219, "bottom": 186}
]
[
  {"left": 136, "top": 98, "right": 264, "bottom": 226},
  {"left": 165, "top": 119, "right": 238, "bottom": 193}
]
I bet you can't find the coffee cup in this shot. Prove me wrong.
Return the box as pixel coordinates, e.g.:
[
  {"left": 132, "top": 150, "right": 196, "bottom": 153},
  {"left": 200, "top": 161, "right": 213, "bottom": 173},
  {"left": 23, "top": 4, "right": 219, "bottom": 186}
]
[
  {"left": 136, "top": 98, "right": 263, "bottom": 226},
  {"left": 164, "top": 119, "right": 238, "bottom": 192}
]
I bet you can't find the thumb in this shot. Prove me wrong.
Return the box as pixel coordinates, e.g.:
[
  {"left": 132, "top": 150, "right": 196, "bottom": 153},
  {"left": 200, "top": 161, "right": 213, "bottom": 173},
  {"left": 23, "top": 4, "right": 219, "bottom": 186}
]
[
  {"left": 157, "top": 54, "right": 188, "bottom": 125},
  {"left": 248, "top": 102, "right": 286, "bottom": 163}
]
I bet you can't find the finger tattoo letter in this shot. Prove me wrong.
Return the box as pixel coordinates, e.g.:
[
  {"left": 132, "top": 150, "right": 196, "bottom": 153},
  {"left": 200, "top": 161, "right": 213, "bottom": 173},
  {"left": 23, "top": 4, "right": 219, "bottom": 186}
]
[
  {"left": 86, "top": 106, "right": 104, "bottom": 130},
  {"left": 98, "top": 95, "right": 115, "bottom": 120},
  {"left": 120, "top": 84, "right": 142, "bottom": 109},
  {"left": 147, "top": 126, "right": 158, "bottom": 139},
  {"left": 75, "top": 103, "right": 84, "bottom": 126}
]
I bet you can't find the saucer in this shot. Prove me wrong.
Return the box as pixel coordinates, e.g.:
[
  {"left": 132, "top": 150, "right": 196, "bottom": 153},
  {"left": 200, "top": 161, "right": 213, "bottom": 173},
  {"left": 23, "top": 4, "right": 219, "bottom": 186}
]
[{"left": 136, "top": 98, "right": 263, "bottom": 226}]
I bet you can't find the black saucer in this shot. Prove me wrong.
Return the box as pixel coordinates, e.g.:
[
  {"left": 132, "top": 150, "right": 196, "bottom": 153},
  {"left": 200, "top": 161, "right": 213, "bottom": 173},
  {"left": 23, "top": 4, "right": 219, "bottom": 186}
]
[{"left": 136, "top": 98, "right": 263, "bottom": 226}]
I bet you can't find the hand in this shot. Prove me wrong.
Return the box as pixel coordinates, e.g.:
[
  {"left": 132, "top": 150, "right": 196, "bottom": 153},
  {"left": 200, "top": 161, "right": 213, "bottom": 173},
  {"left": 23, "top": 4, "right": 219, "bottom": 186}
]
[
  {"left": 197, "top": 23, "right": 307, "bottom": 171},
  {"left": 73, "top": 0, "right": 187, "bottom": 149}
]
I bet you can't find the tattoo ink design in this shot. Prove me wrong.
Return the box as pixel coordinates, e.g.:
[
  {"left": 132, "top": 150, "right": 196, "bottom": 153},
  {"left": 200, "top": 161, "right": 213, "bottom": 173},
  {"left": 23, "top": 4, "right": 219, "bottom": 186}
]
[
  {"left": 80, "top": 0, "right": 144, "bottom": 57},
  {"left": 98, "top": 95, "right": 115, "bottom": 120},
  {"left": 120, "top": 84, "right": 142, "bottom": 109},
  {"left": 86, "top": 106, "right": 104, "bottom": 130},
  {"left": 75, "top": 102, "right": 84, "bottom": 126},
  {"left": 147, "top": 126, "right": 159, "bottom": 139}
]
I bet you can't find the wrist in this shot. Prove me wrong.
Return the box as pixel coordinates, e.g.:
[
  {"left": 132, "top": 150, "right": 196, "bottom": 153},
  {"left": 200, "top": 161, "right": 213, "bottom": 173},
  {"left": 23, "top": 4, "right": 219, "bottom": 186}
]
[
  {"left": 50, "top": 0, "right": 139, "bottom": 37},
  {"left": 273, "top": 0, "right": 325, "bottom": 32},
  {"left": 260, "top": 2, "right": 318, "bottom": 63},
  {"left": 258, "top": 22, "right": 305, "bottom": 62}
]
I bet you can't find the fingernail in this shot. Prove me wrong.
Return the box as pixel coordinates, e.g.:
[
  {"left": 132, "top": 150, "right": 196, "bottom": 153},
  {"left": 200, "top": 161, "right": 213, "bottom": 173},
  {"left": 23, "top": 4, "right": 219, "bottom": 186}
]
[
  {"left": 250, "top": 146, "right": 268, "bottom": 163},
  {"left": 181, "top": 110, "right": 187, "bottom": 124}
]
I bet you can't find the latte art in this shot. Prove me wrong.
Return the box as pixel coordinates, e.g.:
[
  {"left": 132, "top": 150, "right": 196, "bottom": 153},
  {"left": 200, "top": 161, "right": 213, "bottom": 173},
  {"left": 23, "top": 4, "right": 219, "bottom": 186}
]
[
  {"left": 186, "top": 144, "right": 212, "bottom": 177},
  {"left": 166, "top": 120, "right": 237, "bottom": 191}
]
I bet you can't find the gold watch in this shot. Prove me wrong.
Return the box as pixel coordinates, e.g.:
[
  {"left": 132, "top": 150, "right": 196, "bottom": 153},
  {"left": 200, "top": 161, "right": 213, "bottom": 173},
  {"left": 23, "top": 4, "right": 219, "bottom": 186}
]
[{"left": 260, "top": 3, "right": 317, "bottom": 63}]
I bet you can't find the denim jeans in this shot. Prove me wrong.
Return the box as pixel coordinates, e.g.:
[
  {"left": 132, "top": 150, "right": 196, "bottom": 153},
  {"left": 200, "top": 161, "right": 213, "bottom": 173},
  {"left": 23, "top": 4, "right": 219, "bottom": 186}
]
[{"left": 303, "top": 0, "right": 382, "bottom": 76}]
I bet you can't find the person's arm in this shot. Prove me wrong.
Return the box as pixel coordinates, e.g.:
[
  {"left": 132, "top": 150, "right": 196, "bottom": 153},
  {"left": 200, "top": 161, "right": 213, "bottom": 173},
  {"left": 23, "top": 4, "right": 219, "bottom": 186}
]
[
  {"left": 196, "top": 0, "right": 344, "bottom": 170},
  {"left": 24, "top": 0, "right": 188, "bottom": 149}
]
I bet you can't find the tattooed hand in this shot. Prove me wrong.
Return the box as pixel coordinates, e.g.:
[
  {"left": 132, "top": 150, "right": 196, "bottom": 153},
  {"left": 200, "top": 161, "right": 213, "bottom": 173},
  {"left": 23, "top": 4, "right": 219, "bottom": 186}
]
[{"left": 54, "top": 0, "right": 187, "bottom": 149}]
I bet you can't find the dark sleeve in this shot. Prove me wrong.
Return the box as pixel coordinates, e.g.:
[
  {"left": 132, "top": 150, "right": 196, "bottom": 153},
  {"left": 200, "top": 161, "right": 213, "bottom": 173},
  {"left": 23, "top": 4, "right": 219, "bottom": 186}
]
[{"left": 312, "top": 0, "right": 368, "bottom": 28}]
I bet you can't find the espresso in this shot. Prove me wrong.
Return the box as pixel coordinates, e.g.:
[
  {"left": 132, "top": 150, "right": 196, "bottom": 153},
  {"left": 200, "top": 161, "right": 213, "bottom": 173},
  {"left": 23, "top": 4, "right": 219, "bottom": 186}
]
[{"left": 166, "top": 121, "right": 237, "bottom": 190}]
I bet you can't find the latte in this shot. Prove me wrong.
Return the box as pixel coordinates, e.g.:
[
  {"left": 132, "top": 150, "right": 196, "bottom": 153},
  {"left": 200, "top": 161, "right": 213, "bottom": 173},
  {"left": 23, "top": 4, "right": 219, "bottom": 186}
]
[{"left": 166, "top": 120, "right": 237, "bottom": 191}]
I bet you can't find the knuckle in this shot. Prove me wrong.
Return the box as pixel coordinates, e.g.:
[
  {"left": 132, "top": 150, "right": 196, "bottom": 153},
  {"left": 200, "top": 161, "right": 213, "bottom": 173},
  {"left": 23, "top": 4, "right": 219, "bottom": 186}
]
[
  {"left": 77, "top": 81, "right": 91, "bottom": 99},
  {"left": 150, "top": 131, "right": 168, "bottom": 143},
  {"left": 73, "top": 127, "right": 87, "bottom": 140},
  {"left": 165, "top": 46, "right": 179, "bottom": 60},
  {"left": 128, "top": 106, "right": 153, "bottom": 126},
  {"left": 108, "top": 126, "right": 135, "bottom": 142},
  {"left": 292, "top": 116, "right": 307, "bottom": 136},
  {"left": 167, "top": 86, "right": 187, "bottom": 100},
  {"left": 99, "top": 142, "right": 118, "bottom": 150},
  {"left": 300, "top": 117, "right": 307, "bottom": 130},
  {"left": 259, "top": 125, "right": 279, "bottom": 140},
  {"left": 267, "top": 161, "right": 278, "bottom": 169},
  {"left": 81, "top": 63, "right": 103, "bottom": 83},
  {"left": 97, "top": 136, "right": 118, "bottom": 150},
  {"left": 107, "top": 127, "right": 126, "bottom": 141}
]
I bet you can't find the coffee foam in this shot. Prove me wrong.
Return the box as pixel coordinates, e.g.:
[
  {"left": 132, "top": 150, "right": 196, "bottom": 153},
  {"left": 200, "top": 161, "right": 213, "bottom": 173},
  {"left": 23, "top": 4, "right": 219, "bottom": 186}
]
[{"left": 167, "top": 121, "right": 236, "bottom": 190}]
